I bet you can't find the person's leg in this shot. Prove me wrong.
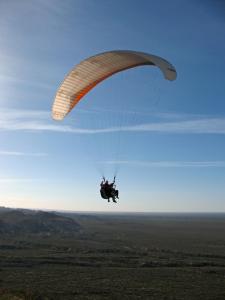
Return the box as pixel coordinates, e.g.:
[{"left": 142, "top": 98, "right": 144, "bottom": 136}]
[{"left": 112, "top": 196, "right": 117, "bottom": 203}]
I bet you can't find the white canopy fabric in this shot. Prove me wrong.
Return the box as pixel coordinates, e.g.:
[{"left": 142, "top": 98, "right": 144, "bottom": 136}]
[{"left": 52, "top": 50, "right": 177, "bottom": 121}]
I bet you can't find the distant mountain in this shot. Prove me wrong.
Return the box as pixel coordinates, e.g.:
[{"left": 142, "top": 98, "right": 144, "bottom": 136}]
[
  {"left": 0, "top": 210, "right": 81, "bottom": 235},
  {"left": 0, "top": 206, "right": 13, "bottom": 214}
]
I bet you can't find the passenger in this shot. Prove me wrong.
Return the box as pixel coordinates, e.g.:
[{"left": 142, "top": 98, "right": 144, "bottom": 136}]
[{"left": 100, "top": 177, "right": 119, "bottom": 203}]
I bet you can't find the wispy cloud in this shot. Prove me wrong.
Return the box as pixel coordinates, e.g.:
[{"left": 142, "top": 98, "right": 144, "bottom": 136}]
[
  {"left": 1, "top": 108, "right": 225, "bottom": 135},
  {"left": 0, "top": 151, "right": 47, "bottom": 157},
  {"left": 0, "top": 177, "right": 41, "bottom": 183},
  {"left": 124, "top": 118, "right": 225, "bottom": 134},
  {"left": 102, "top": 160, "right": 225, "bottom": 168},
  {"left": 0, "top": 74, "right": 53, "bottom": 90}
]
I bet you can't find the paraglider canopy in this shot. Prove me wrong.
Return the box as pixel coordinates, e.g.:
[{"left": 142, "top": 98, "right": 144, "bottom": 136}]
[{"left": 52, "top": 50, "right": 177, "bottom": 121}]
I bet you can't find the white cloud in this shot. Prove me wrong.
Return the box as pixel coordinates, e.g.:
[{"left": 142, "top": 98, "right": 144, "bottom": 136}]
[
  {"left": 0, "top": 151, "right": 47, "bottom": 157},
  {"left": 124, "top": 118, "right": 225, "bottom": 134},
  {"left": 0, "top": 74, "right": 53, "bottom": 90},
  {"left": 1, "top": 108, "right": 225, "bottom": 135},
  {"left": 102, "top": 160, "right": 225, "bottom": 168},
  {"left": 0, "top": 178, "right": 41, "bottom": 183}
]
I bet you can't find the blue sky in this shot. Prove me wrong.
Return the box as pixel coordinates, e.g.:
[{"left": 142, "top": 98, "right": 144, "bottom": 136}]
[{"left": 0, "top": 0, "right": 225, "bottom": 212}]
